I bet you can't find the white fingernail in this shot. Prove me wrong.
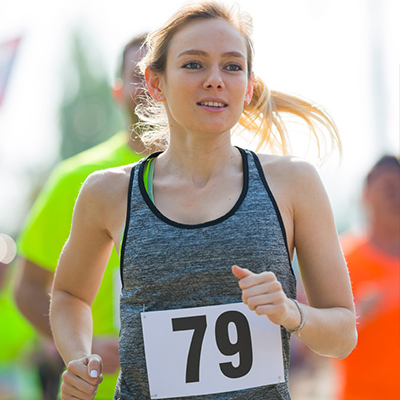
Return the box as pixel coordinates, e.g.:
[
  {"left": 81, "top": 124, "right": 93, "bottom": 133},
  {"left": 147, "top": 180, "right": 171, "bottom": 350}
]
[{"left": 90, "top": 370, "right": 98, "bottom": 378}]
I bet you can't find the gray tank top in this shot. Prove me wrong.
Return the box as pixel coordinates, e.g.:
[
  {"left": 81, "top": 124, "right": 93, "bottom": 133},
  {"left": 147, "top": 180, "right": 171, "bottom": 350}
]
[{"left": 116, "top": 148, "right": 296, "bottom": 399}]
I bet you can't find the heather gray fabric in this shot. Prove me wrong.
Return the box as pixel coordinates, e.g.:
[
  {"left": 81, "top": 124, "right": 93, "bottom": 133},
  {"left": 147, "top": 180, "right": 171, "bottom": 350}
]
[{"left": 115, "top": 148, "right": 296, "bottom": 399}]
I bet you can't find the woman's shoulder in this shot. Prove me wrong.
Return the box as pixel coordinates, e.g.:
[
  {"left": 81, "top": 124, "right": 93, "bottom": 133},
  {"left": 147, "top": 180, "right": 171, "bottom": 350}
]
[
  {"left": 84, "top": 163, "right": 137, "bottom": 191},
  {"left": 255, "top": 153, "right": 327, "bottom": 212},
  {"left": 255, "top": 153, "right": 332, "bottom": 234},
  {"left": 73, "top": 163, "right": 139, "bottom": 237},
  {"left": 78, "top": 163, "right": 137, "bottom": 209},
  {"left": 255, "top": 153, "right": 320, "bottom": 183}
]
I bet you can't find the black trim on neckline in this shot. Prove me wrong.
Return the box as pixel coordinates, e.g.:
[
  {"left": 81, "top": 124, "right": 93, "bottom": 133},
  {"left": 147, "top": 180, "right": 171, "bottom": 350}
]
[
  {"left": 120, "top": 165, "right": 136, "bottom": 288},
  {"left": 138, "top": 147, "right": 249, "bottom": 230},
  {"left": 250, "top": 151, "right": 294, "bottom": 272}
]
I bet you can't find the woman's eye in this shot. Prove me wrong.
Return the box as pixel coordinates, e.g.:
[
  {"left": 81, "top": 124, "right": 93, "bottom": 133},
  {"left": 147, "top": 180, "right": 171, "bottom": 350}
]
[
  {"left": 183, "top": 62, "right": 202, "bottom": 69},
  {"left": 225, "top": 64, "right": 243, "bottom": 72}
]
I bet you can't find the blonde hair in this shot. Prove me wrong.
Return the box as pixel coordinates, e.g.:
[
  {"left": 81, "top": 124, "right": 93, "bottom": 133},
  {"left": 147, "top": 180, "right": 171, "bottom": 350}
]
[{"left": 136, "top": 0, "right": 341, "bottom": 158}]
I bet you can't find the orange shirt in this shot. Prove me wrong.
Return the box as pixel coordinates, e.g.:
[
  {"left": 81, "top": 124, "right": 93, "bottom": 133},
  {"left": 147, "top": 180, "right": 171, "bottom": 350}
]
[{"left": 337, "top": 235, "right": 400, "bottom": 400}]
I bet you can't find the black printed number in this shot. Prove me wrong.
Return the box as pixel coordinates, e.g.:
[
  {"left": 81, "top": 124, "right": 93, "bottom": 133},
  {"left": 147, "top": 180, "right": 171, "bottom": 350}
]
[
  {"left": 172, "top": 315, "right": 207, "bottom": 383},
  {"left": 215, "top": 311, "right": 253, "bottom": 378},
  {"left": 172, "top": 311, "right": 253, "bottom": 383}
]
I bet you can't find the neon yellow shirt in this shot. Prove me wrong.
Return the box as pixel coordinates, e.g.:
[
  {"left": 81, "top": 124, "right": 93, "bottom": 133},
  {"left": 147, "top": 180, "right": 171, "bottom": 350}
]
[
  {"left": 18, "top": 132, "right": 145, "bottom": 399},
  {"left": 0, "top": 272, "right": 35, "bottom": 361},
  {"left": 0, "top": 267, "right": 39, "bottom": 399}
]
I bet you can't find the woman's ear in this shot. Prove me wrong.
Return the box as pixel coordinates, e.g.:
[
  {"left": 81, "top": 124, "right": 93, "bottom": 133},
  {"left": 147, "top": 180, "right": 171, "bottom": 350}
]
[
  {"left": 145, "top": 67, "right": 165, "bottom": 102},
  {"left": 244, "top": 72, "right": 255, "bottom": 106}
]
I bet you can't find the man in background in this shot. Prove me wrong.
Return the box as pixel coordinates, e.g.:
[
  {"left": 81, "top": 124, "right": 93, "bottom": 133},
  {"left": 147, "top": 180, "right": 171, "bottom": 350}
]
[
  {"left": 14, "top": 33, "right": 149, "bottom": 399},
  {"left": 337, "top": 155, "right": 400, "bottom": 399}
]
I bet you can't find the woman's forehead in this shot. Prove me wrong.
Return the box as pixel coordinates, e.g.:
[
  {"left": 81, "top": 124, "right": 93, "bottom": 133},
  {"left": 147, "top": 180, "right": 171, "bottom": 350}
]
[{"left": 168, "top": 18, "right": 247, "bottom": 58}]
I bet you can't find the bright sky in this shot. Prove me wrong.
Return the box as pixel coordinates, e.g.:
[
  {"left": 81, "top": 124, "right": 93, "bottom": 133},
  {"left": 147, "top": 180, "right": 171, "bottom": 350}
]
[{"left": 0, "top": 0, "right": 399, "bottom": 237}]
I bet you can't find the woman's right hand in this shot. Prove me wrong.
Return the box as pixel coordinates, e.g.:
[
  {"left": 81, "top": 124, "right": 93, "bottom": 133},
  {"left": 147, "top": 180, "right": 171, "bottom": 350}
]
[{"left": 61, "top": 354, "right": 103, "bottom": 400}]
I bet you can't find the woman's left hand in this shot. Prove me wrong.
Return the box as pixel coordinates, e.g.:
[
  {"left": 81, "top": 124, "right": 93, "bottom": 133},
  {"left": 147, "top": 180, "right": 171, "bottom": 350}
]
[{"left": 232, "top": 265, "right": 300, "bottom": 329}]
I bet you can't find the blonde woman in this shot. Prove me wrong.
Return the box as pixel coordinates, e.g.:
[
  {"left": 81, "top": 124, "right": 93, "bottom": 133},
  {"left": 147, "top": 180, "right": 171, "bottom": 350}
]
[{"left": 50, "top": 2, "right": 357, "bottom": 399}]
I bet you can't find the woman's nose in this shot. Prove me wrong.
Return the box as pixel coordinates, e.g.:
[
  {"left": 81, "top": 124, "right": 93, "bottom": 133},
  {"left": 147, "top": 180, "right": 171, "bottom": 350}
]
[{"left": 203, "top": 66, "right": 225, "bottom": 90}]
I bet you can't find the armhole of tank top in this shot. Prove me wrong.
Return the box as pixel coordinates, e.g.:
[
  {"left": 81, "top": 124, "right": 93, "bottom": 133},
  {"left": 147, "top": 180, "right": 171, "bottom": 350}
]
[
  {"left": 250, "top": 151, "right": 293, "bottom": 272},
  {"left": 141, "top": 151, "right": 162, "bottom": 203},
  {"left": 143, "top": 157, "right": 155, "bottom": 203},
  {"left": 119, "top": 165, "right": 136, "bottom": 288}
]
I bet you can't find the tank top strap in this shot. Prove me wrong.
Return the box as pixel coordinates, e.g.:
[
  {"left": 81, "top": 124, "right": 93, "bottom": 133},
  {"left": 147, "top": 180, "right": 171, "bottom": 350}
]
[{"left": 245, "top": 149, "right": 291, "bottom": 266}]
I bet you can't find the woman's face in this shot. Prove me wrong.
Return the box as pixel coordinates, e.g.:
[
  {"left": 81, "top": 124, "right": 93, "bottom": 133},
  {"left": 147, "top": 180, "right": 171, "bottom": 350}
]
[{"left": 158, "top": 18, "right": 252, "bottom": 139}]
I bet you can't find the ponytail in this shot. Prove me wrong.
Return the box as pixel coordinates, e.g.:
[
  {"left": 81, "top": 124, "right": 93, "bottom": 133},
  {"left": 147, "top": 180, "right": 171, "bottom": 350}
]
[{"left": 239, "top": 75, "right": 341, "bottom": 158}]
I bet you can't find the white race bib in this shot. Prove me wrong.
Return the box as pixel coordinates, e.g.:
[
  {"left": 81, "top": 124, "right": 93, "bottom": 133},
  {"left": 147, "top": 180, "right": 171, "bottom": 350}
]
[{"left": 141, "top": 302, "right": 284, "bottom": 399}]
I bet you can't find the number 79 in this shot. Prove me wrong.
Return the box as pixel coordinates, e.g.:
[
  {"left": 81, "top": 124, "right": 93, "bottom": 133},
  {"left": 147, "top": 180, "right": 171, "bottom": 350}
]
[{"left": 172, "top": 311, "right": 253, "bottom": 383}]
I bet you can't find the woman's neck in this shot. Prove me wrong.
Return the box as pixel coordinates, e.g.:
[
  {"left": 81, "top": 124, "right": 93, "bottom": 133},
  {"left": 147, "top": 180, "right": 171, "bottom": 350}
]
[{"left": 158, "top": 133, "right": 240, "bottom": 186}]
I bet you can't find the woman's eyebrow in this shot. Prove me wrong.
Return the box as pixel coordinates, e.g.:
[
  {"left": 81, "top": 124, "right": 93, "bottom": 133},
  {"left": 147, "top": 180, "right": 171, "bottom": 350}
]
[
  {"left": 222, "top": 51, "right": 246, "bottom": 59},
  {"left": 177, "top": 49, "right": 245, "bottom": 59}
]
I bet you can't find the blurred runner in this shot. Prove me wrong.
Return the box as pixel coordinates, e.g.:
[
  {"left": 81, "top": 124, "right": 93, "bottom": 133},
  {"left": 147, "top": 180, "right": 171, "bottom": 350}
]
[
  {"left": 14, "top": 33, "right": 150, "bottom": 399},
  {"left": 336, "top": 155, "right": 400, "bottom": 399}
]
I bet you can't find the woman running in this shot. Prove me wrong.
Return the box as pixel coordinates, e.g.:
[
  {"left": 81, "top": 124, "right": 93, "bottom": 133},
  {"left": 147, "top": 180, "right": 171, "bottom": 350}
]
[{"left": 50, "top": 2, "right": 357, "bottom": 399}]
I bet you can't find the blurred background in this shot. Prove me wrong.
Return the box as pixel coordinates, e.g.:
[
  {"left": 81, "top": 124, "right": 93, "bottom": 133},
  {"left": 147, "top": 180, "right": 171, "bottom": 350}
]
[{"left": 0, "top": 0, "right": 399, "bottom": 398}]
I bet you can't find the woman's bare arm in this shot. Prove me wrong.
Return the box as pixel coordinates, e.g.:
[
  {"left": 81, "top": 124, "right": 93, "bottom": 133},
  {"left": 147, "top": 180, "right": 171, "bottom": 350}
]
[
  {"left": 234, "top": 156, "right": 357, "bottom": 359},
  {"left": 50, "top": 168, "right": 129, "bottom": 398},
  {"left": 290, "top": 160, "right": 357, "bottom": 357}
]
